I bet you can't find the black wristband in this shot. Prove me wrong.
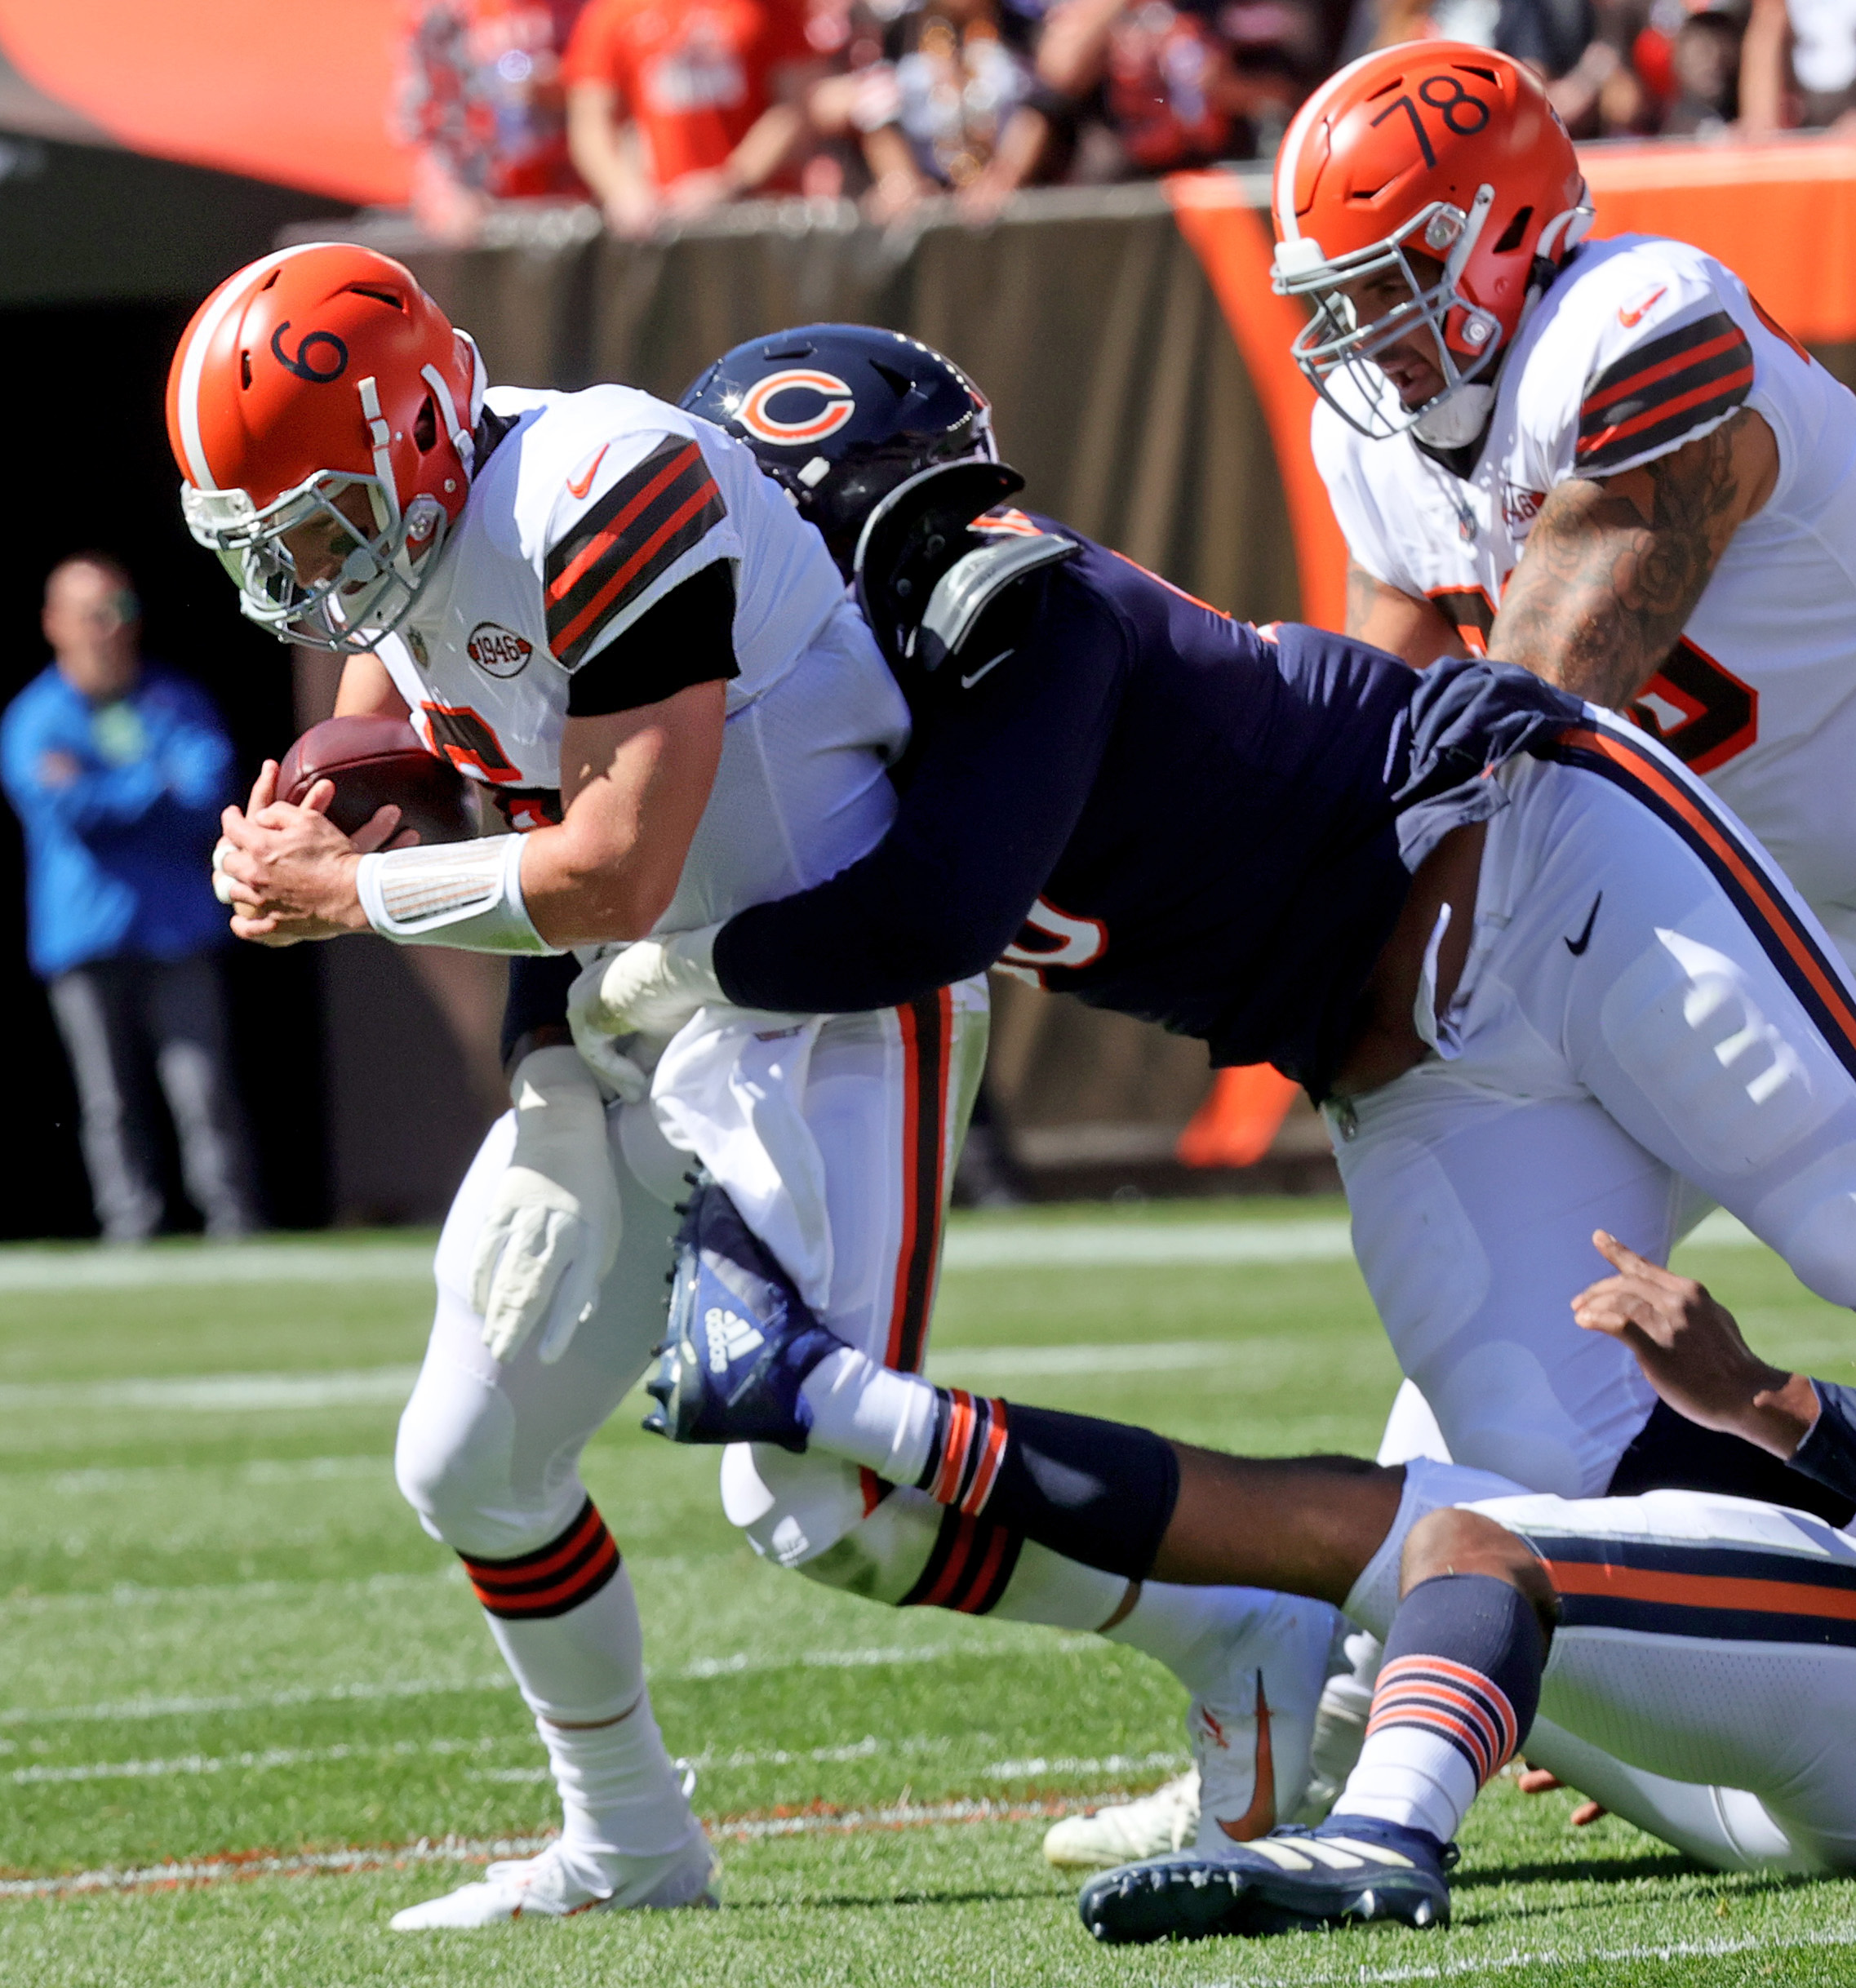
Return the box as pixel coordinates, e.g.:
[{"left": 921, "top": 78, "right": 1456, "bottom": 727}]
[{"left": 1792, "top": 1380, "right": 1856, "bottom": 1502}]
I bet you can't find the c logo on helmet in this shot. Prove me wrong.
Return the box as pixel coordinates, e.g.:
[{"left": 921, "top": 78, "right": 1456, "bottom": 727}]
[
  {"left": 270, "top": 322, "right": 349, "bottom": 384},
  {"left": 734, "top": 370, "right": 856, "bottom": 447}
]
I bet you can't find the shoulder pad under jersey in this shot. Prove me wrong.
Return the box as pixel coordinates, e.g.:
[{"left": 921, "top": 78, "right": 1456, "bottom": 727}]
[{"left": 854, "top": 458, "right": 1079, "bottom": 679}]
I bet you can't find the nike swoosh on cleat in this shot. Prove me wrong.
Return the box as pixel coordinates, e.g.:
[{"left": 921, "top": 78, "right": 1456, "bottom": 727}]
[
  {"left": 960, "top": 649, "right": 1013, "bottom": 690},
  {"left": 1565, "top": 890, "right": 1603, "bottom": 956},
  {"left": 566, "top": 442, "right": 611, "bottom": 499},
  {"left": 1618, "top": 287, "right": 1667, "bottom": 329},
  {"left": 1216, "top": 1676, "right": 1277, "bottom": 1842}
]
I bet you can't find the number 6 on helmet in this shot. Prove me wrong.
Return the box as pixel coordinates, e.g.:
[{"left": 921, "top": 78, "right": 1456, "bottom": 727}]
[{"left": 165, "top": 242, "right": 487, "bottom": 653}]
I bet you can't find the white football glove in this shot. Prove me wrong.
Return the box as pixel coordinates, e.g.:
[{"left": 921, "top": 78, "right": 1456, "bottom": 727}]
[
  {"left": 567, "top": 924, "right": 726, "bottom": 1090},
  {"left": 471, "top": 1045, "right": 622, "bottom": 1365}
]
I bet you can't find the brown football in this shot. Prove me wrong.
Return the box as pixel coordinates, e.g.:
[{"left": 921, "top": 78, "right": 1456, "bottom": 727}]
[{"left": 276, "top": 717, "right": 476, "bottom": 846}]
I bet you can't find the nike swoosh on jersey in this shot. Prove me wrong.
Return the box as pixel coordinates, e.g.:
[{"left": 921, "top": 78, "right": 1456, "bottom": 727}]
[
  {"left": 960, "top": 649, "right": 1013, "bottom": 690},
  {"left": 1618, "top": 287, "right": 1667, "bottom": 330},
  {"left": 565, "top": 442, "right": 611, "bottom": 500},
  {"left": 1214, "top": 1676, "right": 1277, "bottom": 1843},
  {"left": 1565, "top": 890, "right": 1603, "bottom": 956},
  {"left": 545, "top": 438, "right": 726, "bottom": 668}
]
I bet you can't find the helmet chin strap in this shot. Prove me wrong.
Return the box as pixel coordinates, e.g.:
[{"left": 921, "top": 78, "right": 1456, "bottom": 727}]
[{"left": 1412, "top": 382, "right": 1496, "bottom": 450}]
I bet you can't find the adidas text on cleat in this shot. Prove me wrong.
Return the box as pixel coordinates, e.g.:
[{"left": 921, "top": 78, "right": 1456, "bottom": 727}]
[
  {"left": 642, "top": 1177, "right": 846, "bottom": 1449},
  {"left": 389, "top": 1835, "right": 719, "bottom": 1929},
  {"left": 1077, "top": 1815, "right": 1454, "bottom": 1945},
  {"left": 1044, "top": 1771, "right": 1200, "bottom": 1869}
]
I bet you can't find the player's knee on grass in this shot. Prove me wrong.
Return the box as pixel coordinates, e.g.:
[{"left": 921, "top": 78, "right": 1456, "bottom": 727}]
[{"left": 1401, "top": 1507, "right": 1556, "bottom": 1646}]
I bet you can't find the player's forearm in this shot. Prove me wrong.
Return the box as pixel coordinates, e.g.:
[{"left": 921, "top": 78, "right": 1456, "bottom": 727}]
[
  {"left": 1345, "top": 561, "right": 1465, "bottom": 668},
  {"left": 716, "top": 626, "right": 1114, "bottom": 1010},
  {"left": 713, "top": 840, "right": 1033, "bottom": 1012}
]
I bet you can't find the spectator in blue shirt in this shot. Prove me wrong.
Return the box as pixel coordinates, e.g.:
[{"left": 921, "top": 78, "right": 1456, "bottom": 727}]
[{"left": 1, "top": 555, "right": 259, "bottom": 1242}]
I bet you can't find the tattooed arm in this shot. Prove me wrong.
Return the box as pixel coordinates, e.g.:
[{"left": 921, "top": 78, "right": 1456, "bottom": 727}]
[
  {"left": 1488, "top": 407, "right": 1780, "bottom": 708},
  {"left": 1344, "top": 559, "right": 1470, "bottom": 668}
]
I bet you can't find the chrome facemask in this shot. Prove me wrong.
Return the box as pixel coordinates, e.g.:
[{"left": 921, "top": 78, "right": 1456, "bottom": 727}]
[
  {"left": 1273, "top": 187, "right": 1506, "bottom": 443},
  {"left": 181, "top": 470, "right": 448, "bottom": 655}
]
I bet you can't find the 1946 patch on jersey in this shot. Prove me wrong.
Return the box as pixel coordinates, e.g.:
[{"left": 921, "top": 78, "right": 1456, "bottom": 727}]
[{"left": 466, "top": 622, "right": 533, "bottom": 678}]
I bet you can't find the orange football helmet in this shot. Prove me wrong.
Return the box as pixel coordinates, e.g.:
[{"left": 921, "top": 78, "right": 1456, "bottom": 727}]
[
  {"left": 1271, "top": 44, "right": 1591, "bottom": 442},
  {"left": 167, "top": 242, "right": 486, "bottom": 652}
]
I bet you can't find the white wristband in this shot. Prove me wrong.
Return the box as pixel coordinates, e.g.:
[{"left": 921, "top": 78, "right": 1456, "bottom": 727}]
[{"left": 355, "top": 835, "right": 558, "bottom": 954}]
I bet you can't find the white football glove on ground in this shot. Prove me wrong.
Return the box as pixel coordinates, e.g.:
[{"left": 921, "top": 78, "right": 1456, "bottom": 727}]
[
  {"left": 567, "top": 925, "right": 726, "bottom": 1091},
  {"left": 472, "top": 1046, "right": 622, "bottom": 1365}
]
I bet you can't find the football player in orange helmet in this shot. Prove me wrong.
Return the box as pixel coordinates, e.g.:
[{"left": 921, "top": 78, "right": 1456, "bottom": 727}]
[
  {"left": 1270, "top": 40, "right": 1856, "bottom": 1857},
  {"left": 169, "top": 243, "right": 486, "bottom": 653},
  {"left": 1272, "top": 42, "right": 1591, "bottom": 449},
  {"left": 167, "top": 243, "right": 1008, "bottom": 1929}
]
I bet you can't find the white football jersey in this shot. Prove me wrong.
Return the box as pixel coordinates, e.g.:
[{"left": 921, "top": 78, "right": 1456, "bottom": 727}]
[
  {"left": 1316, "top": 234, "right": 1856, "bottom": 956},
  {"left": 376, "top": 384, "right": 909, "bottom": 931}
]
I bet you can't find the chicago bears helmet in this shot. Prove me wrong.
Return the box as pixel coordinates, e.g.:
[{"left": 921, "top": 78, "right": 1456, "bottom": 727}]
[
  {"left": 1271, "top": 44, "right": 1590, "bottom": 445},
  {"left": 680, "top": 325, "right": 995, "bottom": 572},
  {"left": 167, "top": 242, "right": 486, "bottom": 652}
]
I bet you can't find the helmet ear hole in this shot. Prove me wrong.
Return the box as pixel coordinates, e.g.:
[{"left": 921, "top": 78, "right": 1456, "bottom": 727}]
[
  {"left": 413, "top": 395, "right": 438, "bottom": 453},
  {"left": 1491, "top": 205, "right": 1533, "bottom": 255}
]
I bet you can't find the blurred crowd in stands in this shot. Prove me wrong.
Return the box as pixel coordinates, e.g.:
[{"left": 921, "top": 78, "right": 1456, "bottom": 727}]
[{"left": 397, "top": 0, "right": 1856, "bottom": 237}]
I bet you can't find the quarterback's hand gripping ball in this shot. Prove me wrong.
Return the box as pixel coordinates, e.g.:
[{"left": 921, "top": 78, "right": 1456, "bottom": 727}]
[
  {"left": 213, "top": 717, "right": 474, "bottom": 911},
  {"left": 472, "top": 1045, "right": 624, "bottom": 1365},
  {"left": 567, "top": 925, "right": 726, "bottom": 1094}
]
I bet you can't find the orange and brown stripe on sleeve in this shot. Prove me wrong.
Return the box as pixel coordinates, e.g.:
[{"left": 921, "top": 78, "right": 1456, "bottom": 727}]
[
  {"left": 457, "top": 1498, "right": 621, "bottom": 1620},
  {"left": 545, "top": 437, "right": 726, "bottom": 670},
  {"left": 1576, "top": 309, "right": 1753, "bottom": 474}
]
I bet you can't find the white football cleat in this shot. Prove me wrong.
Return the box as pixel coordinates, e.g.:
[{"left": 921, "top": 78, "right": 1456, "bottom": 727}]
[
  {"left": 1043, "top": 1771, "right": 1201, "bottom": 1870},
  {"left": 389, "top": 1833, "right": 719, "bottom": 1930}
]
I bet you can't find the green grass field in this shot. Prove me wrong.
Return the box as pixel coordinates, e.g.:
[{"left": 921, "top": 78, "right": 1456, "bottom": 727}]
[{"left": 1, "top": 1199, "right": 1853, "bottom": 1986}]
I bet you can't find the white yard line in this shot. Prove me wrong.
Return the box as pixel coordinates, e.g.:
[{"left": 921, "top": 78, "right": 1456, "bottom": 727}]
[
  {"left": 0, "top": 1206, "right": 1761, "bottom": 1300},
  {"left": 0, "top": 1797, "right": 1113, "bottom": 1898},
  {"left": 0, "top": 1638, "right": 1095, "bottom": 1727},
  {"left": 0, "top": 1675, "right": 516, "bottom": 1728},
  {"left": 8, "top": 1737, "right": 504, "bottom": 1785},
  {"left": 0, "top": 1245, "right": 436, "bottom": 1292},
  {"left": 0, "top": 1340, "right": 1243, "bottom": 1414},
  {"left": 0, "top": 1369, "right": 422, "bottom": 1413}
]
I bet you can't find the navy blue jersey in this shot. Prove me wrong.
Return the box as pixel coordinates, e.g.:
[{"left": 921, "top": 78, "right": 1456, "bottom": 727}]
[{"left": 712, "top": 517, "right": 1578, "bottom": 1095}]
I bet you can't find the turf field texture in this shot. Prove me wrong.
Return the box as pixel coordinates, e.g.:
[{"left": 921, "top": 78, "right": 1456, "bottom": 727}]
[{"left": 0, "top": 1200, "right": 1851, "bottom": 1986}]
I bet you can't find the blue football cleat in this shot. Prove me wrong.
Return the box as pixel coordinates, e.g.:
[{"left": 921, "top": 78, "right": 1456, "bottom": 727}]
[
  {"left": 643, "top": 1177, "right": 847, "bottom": 1450},
  {"left": 1077, "top": 1815, "right": 1455, "bottom": 1945}
]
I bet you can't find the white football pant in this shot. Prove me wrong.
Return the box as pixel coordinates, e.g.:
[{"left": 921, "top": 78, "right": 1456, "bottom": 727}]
[
  {"left": 1336, "top": 715, "right": 1856, "bottom": 1501},
  {"left": 1349, "top": 1461, "right": 1856, "bottom": 1874}
]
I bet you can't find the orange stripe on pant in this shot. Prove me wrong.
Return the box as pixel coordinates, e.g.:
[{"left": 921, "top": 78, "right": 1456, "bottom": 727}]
[
  {"left": 862, "top": 987, "right": 957, "bottom": 1520},
  {"left": 1543, "top": 1559, "right": 1856, "bottom": 1623}
]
